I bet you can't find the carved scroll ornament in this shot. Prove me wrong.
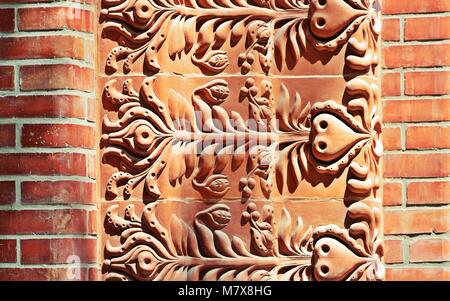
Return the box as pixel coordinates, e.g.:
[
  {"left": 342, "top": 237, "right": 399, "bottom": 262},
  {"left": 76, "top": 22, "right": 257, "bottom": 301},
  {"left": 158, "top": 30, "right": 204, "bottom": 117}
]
[{"left": 100, "top": 0, "right": 383, "bottom": 281}]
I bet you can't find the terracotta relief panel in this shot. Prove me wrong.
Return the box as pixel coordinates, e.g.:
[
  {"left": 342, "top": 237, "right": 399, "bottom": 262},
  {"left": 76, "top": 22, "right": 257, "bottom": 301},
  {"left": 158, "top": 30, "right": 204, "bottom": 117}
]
[{"left": 98, "top": 0, "right": 383, "bottom": 281}]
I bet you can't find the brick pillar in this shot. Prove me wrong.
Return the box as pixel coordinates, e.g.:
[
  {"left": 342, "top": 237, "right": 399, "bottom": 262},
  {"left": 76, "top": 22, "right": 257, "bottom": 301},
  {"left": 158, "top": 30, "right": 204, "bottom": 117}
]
[
  {"left": 0, "top": 0, "right": 97, "bottom": 280},
  {"left": 381, "top": 0, "right": 450, "bottom": 280}
]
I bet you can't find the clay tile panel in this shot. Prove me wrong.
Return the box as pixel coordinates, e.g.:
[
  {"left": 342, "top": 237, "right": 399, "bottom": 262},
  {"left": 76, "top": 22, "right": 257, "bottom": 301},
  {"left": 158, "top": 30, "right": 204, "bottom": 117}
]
[{"left": 98, "top": 0, "right": 384, "bottom": 281}]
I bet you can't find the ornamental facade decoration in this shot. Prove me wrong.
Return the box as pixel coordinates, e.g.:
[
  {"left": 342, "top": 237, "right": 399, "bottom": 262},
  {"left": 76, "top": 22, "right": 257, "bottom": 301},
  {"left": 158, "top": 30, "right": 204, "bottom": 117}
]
[{"left": 98, "top": 0, "right": 383, "bottom": 281}]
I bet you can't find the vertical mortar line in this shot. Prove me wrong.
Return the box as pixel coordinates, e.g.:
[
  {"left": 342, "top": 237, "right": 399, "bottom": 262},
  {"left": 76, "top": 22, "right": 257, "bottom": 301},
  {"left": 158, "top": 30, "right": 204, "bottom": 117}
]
[
  {"left": 14, "top": 7, "right": 18, "bottom": 32},
  {"left": 399, "top": 16, "right": 405, "bottom": 97},
  {"left": 401, "top": 178, "right": 407, "bottom": 208},
  {"left": 14, "top": 64, "right": 20, "bottom": 93},
  {"left": 15, "top": 122, "right": 21, "bottom": 151},
  {"left": 399, "top": 16, "right": 405, "bottom": 43},
  {"left": 400, "top": 123, "right": 406, "bottom": 151},
  {"left": 16, "top": 238, "right": 20, "bottom": 265},
  {"left": 403, "top": 235, "right": 411, "bottom": 264}
]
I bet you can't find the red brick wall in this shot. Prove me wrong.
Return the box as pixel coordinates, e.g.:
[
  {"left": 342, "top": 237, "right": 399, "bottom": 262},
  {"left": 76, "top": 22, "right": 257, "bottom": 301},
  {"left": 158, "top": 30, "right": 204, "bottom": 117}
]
[
  {"left": 0, "top": 0, "right": 97, "bottom": 280},
  {"left": 382, "top": 0, "right": 450, "bottom": 281}
]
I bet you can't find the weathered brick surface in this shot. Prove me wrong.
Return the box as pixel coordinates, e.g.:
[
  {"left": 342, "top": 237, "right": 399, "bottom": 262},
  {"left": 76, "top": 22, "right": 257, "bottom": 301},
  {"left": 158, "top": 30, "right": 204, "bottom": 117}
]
[
  {"left": 21, "top": 238, "right": 97, "bottom": 264},
  {"left": 0, "top": 0, "right": 97, "bottom": 280},
  {"left": 21, "top": 181, "right": 95, "bottom": 205},
  {"left": 382, "top": 0, "right": 450, "bottom": 280}
]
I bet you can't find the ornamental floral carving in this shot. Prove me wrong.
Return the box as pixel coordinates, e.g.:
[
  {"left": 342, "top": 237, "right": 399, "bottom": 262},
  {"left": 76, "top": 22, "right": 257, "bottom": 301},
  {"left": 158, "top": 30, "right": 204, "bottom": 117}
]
[
  {"left": 102, "top": 74, "right": 381, "bottom": 201},
  {"left": 100, "top": 0, "right": 380, "bottom": 74},
  {"left": 100, "top": 0, "right": 384, "bottom": 282},
  {"left": 103, "top": 200, "right": 383, "bottom": 281}
]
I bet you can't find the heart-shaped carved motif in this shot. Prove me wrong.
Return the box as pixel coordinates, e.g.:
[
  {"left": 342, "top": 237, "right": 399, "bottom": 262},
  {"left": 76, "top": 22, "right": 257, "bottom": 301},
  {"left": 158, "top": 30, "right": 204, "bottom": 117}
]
[{"left": 309, "top": 0, "right": 366, "bottom": 39}]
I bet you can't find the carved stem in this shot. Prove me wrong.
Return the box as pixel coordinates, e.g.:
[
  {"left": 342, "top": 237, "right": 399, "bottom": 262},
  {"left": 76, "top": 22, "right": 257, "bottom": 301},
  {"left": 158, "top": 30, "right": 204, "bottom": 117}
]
[
  {"left": 173, "top": 254, "right": 311, "bottom": 269},
  {"left": 171, "top": 130, "right": 310, "bottom": 144},
  {"left": 172, "top": 6, "right": 309, "bottom": 20}
]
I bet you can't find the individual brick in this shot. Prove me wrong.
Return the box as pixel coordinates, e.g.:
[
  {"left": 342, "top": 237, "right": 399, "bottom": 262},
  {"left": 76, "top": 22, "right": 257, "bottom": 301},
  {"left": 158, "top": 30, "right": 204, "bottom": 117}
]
[
  {"left": 384, "top": 208, "right": 450, "bottom": 235},
  {"left": 0, "top": 36, "right": 84, "bottom": 60},
  {"left": 21, "top": 124, "right": 95, "bottom": 148},
  {"left": 405, "top": 71, "right": 450, "bottom": 96},
  {"left": 0, "top": 153, "right": 87, "bottom": 176},
  {"left": 21, "top": 238, "right": 96, "bottom": 264},
  {"left": 383, "top": 153, "right": 450, "bottom": 178},
  {"left": 407, "top": 181, "right": 450, "bottom": 205},
  {"left": 0, "top": 209, "right": 90, "bottom": 235},
  {"left": 21, "top": 181, "right": 95, "bottom": 205}
]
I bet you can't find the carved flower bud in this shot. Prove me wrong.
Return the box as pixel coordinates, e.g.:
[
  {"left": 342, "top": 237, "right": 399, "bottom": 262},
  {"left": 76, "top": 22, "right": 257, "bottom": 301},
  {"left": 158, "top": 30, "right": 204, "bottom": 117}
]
[
  {"left": 200, "top": 205, "right": 232, "bottom": 230},
  {"left": 192, "top": 50, "right": 230, "bottom": 73},
  {"left": 256, "top": 27, "right": 271, "bottom": 45},
  {"left": 193, "top": 174, "right": 231, "bottom": 198},
  {"left": 208, "top": 53, "right": 229, "bottom": 68},
  {"left": 134, "top": 124, "right": 156, "bottom": 149},
  {"left": 134, "top": 0, "right": 154, "bottom": 23},
  {"left": 258, "top": 150, "right": 273, "bottom": 169},
  {"left": 136, "top": 250, "right": 160, "bottom": 277},
  {"left": 194, "top": 79, "right": 230, "bottom": 106},
  {"left": 211, "top": 209, "right": 232, "bottom": 225},
  {"left": 209, "top": 178, "right": 229, "bottom": 193},
  {"left": 209, "top": 84, "right": 230, "bottom": 100}
]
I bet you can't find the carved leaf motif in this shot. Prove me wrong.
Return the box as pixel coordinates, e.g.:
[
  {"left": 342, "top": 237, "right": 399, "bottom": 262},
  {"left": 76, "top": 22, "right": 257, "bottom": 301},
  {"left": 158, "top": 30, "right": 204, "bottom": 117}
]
[
  {"left": 102, "top": 77, "right": 318, "bottom": 200},
  {"left": 100, "top": 0, "right": 376, "bottom": 73},
  {"left": 104, "top": 203, "right": 317, "bottom": 281}
]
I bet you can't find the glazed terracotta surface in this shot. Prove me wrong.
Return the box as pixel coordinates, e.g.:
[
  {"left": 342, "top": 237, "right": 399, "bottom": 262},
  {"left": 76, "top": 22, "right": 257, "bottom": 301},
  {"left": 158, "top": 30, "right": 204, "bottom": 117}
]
[{"left": 98, "top": 0, "right": 383, "bottom": 281}]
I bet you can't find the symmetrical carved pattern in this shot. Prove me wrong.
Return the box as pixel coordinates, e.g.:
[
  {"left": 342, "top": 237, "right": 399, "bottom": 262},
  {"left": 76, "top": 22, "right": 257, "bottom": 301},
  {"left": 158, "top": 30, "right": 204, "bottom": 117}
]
[{"left": 100, "top": 0, "right": 383, "bottom": 281}]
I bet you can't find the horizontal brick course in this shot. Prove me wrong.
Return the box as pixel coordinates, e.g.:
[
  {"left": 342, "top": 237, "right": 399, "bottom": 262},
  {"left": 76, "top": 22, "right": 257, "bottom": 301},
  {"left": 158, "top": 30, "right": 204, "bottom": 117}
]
[
  {"left": 383, "top": 44, "right": 450, "bottom": 69},
  {"left": 0, "top": 268, "right": 97, "bottom": 281},
  {"left": 386, "top": 267, "right": 450, "bottom": 281}
]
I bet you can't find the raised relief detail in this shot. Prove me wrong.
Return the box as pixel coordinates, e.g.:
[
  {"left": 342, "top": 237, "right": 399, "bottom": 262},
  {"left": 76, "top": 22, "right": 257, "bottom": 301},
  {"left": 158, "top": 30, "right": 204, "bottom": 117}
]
[
  {"left": 100, "top": 0, "right": 379, "bottom": 74},
  {"left": 100, "top": 0, "right": 383, "bottom": 281},
  {"left": 103, "top": 200, "right": 383, "bottom": 281},
  {"left": 102, "top": 74, "right": 381, "bottom": 201}
]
